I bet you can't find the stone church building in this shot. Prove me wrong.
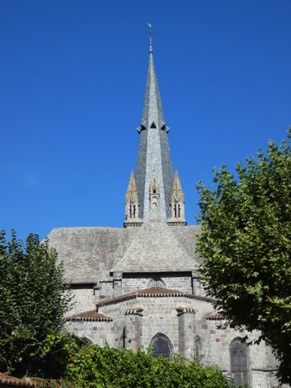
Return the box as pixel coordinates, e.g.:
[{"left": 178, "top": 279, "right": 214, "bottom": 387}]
[{"left": 47, "top": 39, "right": 280, "bottom": 387}]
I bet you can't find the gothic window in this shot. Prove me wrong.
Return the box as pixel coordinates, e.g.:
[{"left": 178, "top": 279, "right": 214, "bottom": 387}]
[
  {"left": 230, "top": 338, "right": 249, "bottom": 386},
  {"left": 173, "top": 202, "right": 181, "bottom": 218},
  {"left": 150, "top": 333, "right": 172, "bottom": 359},
  {"left": 133, "top": 204, "right": 136, "bottom": 218},
  {"left": 129, "top": 202, "right": 137, "bottom": 219},
  {"left": 174, "top": 203, "right": 177, "bottom": 218}
]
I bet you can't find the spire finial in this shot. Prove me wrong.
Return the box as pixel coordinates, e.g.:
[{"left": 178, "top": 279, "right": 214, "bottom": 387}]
[{"left": 147, "top": 22, "right": 153, "bottom": 53}]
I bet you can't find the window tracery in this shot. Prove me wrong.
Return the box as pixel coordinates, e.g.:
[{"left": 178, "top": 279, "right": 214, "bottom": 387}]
[
  {"left": 150, "top": 333, "right": 172, "bottom": 359},
  {"left": 230, "top": 338, "right": 249, "bottom": 386}
]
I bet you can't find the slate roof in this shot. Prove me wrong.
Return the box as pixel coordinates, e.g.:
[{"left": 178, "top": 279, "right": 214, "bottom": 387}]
[
  {"left": 171, "top": 224, "right": 201, "bottom": 262},
  {"left": 47, "top": 226, "right": 138, "bottom": 283},
  {"left": 135, "top": 39, "right": 173, "bottom": 219},
  {"left": 111, "top": 206, "right": 200, "bottom": 273},
  {"left": 47, "top": 222, "right": 201, "bottom": 284}
]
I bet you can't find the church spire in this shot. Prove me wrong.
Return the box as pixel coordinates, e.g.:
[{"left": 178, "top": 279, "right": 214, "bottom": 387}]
[{"left": 134, "top": 32, "right": 173, "bottom": 220}]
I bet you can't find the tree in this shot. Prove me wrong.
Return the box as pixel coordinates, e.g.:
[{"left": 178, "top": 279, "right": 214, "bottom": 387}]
[
  {"left": 196, "top": 131, "right": 291, "bottom": 384},
  {"left": 65, "top": 342, "right": 230, "bottom": 387},
  {"left": 0, "top": 230, "right": 73, "bottom": 377}
]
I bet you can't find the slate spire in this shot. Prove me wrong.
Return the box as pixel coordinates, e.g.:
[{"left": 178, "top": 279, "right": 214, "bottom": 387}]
[{"left": 135, "top": 37, "right": 174, "bottom": 220}]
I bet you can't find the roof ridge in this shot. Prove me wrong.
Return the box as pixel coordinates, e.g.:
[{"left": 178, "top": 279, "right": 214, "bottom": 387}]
[{"left": 96, "top": 286, "right": 214, "bottom": 309}]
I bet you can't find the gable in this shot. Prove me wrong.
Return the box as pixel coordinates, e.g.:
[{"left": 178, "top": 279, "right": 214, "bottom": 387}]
[{"left": 111, "top": 207, "right": 200, "bottom": 274}]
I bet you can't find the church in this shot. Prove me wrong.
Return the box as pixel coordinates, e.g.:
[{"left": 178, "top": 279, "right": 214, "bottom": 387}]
[{"left": 47, "top": 38, "right": 280, "bottom": 387}]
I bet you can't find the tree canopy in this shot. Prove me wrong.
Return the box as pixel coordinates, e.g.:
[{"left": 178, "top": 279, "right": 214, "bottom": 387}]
[
  {"left": 64, "top": 342, "right": 230, "bottom": 387},
  {"left": 0, "top": 230, "right": 72, "bottom": 377},
  {"left": 196, "top": 131, "right": 291, "bottom": 384}
]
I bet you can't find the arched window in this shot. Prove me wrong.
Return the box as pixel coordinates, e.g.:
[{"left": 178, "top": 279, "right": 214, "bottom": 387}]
[
  {"left": 230, "top": 338, "right": 249, "bottom": 386},
  {"left": 150, "top": 333, "right": 172, "bottom": 359}
]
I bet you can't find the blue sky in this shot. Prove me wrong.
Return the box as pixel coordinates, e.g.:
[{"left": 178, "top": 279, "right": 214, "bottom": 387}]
[{"left": 1, "top": 0, "right": 291, "bottom": 242}]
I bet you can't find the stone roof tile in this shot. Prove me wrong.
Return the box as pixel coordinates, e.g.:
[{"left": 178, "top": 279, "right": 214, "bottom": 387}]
[
  {"left": 96, "top": 286, "right": 214, "bottom": 309},
  {"left": 206, "top": 312, "right": 225, "bottom": 321},
  {"left": 176, "top": 306, "right": 195, "bottom": 314},
  {"left": 124, "top": 306, "right": 144, "bottom": 315},
  {"left": 66, "top": 310, "right": 112, "bottom": 322},
  {"left": 0, "top": 373, "right": 36, "bottom": 387}
]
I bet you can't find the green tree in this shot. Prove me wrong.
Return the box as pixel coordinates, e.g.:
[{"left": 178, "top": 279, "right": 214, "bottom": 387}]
[
  {"left": 0, "top": 230, "right": 73, "bottom": 378},
  {"left": 196, "top": 131, "right": 291, "bottom": 384},
  {"left": 65, "top": 342, "right": 229, "bottom": 387}
]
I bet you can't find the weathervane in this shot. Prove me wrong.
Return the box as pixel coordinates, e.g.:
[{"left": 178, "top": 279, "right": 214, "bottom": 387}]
[
  {"left": 147, "top": 22, "right": 153, "bottom": 36},
  {"left": 147, "top": 22, "right": 154, "bottom": 52}
]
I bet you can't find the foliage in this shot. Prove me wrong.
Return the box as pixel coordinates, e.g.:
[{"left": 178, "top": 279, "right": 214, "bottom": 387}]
[
  {"left": 0, "top": 230, "right": 73, "bottom": 378},
  {"left": 64, "top": 342, "right": 229, "bottom": 387},
  {"left": 196, "top": 130, "right": 291, "bottom": 384}
]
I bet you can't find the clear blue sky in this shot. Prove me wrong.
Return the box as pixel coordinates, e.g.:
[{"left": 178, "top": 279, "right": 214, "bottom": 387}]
[{"left": 1, "top": 0, "right": 291, "bottom": 241}]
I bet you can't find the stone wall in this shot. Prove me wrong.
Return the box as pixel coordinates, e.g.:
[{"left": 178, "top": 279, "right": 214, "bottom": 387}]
[
  {"left": 178, "top": 310, "right": 195, "bottom": 358},
  {"left": 68, "top": 295, "right": 213, "bottom": 353},
  {"left": 122, "top": 272, "right": 193, "bottom": 294},
  {"left": 199, "top": 319, "right": 279, "bottom": 387},
  {"left": 68, "top": 285, "right": 96, "bottom": 315},
  {"left": 66, "top": 294, "right": 280, "bottom": 387},
  {"left": 65, "top": 320, "right": 113, "bottom": 345}
]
